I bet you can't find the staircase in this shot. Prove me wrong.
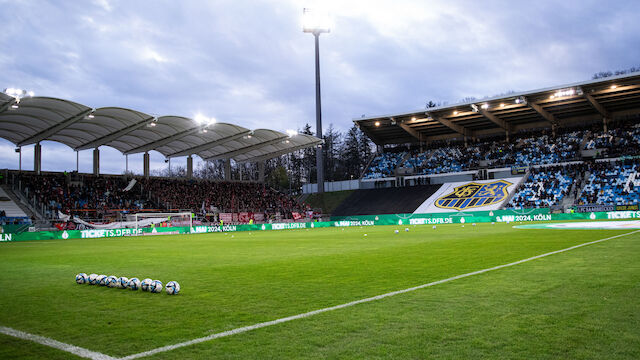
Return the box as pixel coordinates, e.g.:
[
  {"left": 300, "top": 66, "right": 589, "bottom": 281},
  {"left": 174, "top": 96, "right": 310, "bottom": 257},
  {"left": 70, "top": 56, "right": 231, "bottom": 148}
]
[{"left": 1, "top": 184, "right": 45, "bottom": 221}]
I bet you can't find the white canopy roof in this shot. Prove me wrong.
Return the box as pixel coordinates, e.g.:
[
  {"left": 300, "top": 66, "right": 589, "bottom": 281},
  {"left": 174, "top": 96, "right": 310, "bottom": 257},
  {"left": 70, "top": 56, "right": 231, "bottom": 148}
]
[{"left": 0, "top": 95, "right": 321, "bottom": 162}]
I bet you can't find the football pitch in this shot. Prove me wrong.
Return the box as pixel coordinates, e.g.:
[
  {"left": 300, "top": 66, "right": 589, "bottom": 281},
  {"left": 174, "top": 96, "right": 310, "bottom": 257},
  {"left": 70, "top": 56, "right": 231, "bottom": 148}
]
[{"left": 1, "top": 223, "right": 639, "bottom": 359}]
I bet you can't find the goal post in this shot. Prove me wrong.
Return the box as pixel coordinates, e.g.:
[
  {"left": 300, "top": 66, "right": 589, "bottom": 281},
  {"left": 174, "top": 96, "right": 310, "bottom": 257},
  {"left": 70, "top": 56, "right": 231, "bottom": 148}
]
[{"left": 133, "top": 212, "right": 193, "bottom": 230}]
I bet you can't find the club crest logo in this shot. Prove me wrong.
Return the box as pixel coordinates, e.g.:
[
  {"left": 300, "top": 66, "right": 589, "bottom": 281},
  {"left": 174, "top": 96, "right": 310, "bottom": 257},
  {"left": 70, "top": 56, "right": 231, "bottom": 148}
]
[{"left": 435, "top": 180, "right": 512, "bottom": 211}]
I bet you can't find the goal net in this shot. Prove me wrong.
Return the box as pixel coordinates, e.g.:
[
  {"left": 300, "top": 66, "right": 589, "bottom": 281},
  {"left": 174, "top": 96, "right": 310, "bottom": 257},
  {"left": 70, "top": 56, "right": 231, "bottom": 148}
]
[{"left": 132, "top": 212, "right": 192, "bottom": 230}]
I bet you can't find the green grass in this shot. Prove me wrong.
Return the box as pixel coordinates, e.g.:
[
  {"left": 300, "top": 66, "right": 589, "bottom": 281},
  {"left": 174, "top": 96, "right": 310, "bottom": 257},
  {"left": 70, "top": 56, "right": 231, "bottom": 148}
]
[
  {"left": 0, "top": 223, "right": 639, "bottom": 359},
  {"left": 304, "top": 190, "right": 354, "bottom": 214}
]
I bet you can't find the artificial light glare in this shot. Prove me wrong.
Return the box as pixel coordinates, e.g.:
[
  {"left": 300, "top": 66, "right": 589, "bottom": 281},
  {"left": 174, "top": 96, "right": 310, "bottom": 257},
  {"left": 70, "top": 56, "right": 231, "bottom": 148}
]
[
  {"left": 194, "top": 113, "right": 216, "bottom": 126},
  {"left": 374, "top": 121, "right": 381, "bottom": 127},
  {"left": 611, "top": 85, "right": 617, "bottom": 89},
  {"left": 481, "top": 103, "right": 489, "bottom": 110},
  {"left": 286, "top": 129, "right": 298, "bottom": 137},
  {"left": 302, "top": 8, "right": 331, "bottom": 33},
  {"left": 453, "top": 111, "right": 459, "bottom": 115},
  {"left": 500, "top": 103, "right": 505, "bottom": 108}
]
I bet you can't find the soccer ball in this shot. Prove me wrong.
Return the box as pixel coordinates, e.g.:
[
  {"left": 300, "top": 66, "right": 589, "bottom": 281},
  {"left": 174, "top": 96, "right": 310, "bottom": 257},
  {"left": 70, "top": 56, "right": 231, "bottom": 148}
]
[
  {"left": 141, "top": 278, "right": 153, "bottom": 292},
  {"left": 106, "top": 276, "right": 118, "bottom": 288},
  {"left": 76, "top": 273, "right": 88, "bottom": 284},
  {"left": 394, "top": 230, "right": 399, "bottom": 234},
  {"left": 432, "top": 225, "right": 436, "bottom": 230},
  {"left": 165, "top": 281, "right": 180, "bottom": 295},
  {"left": 405, "top": 228, "right": 409, "bottom": 232},
  {"left": 88, "top": 273, "right": 98, "bottom": 285},
  {"left": 149, "top": 280, "right": 163, "bottom": 293},
  {"left": 97, "top": 275, "right": 107, "bottom": 286},
  {"left": 128, "top": 278, "right": 141, "bottom": 290},
  {"left": 117, "top": 277, "right": 129, "bottom": 289}
]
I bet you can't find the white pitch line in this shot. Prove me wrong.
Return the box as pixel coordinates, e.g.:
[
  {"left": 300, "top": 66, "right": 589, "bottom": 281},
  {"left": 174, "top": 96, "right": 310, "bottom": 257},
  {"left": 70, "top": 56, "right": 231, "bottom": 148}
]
[
  {"left": 120, "top": 229, "right": 640, "bottom": 360},
  {"left": 0, "top": 326, "right": 116, "bottom": 360}
]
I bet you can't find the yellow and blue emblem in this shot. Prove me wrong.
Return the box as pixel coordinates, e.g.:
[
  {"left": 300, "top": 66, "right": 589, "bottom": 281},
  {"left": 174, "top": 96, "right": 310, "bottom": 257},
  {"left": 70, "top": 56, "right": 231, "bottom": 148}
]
[{"left": 435, "top": 180, "right": 512, "bottom": 211}]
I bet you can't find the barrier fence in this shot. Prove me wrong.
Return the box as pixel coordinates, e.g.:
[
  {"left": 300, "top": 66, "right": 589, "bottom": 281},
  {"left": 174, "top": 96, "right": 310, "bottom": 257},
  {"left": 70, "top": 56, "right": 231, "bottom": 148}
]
[{"left": 2, "top": 208, "right": 640, "bottom": 242}]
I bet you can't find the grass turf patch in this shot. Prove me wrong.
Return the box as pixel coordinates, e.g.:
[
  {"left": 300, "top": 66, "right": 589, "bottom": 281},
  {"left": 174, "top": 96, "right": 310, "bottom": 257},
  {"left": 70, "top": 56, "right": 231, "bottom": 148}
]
[{"left": 0, "top": 223, "right": 638, "bottom": 358}]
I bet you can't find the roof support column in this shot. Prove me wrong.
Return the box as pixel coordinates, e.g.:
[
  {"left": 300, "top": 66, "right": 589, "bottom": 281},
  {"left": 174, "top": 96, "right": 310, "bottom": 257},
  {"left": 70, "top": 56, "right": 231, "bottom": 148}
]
[
  {"left": 143, "top": 152, "right": 150, "bottom": 178},
  {"left": 18, "top": 147, "right": 22, "bottom": 172},
  {"left": 506, "top": 130, "right": 510, "bottom": 143},
  {"left": 33, "top": 143, "right": 41, "bottom": 175},
  {"left": 224, "top": 159, "right": 231, "bottom": 181},
  {"left": 92, "top": 148, "right": 100, "bottom": 176},
  {"left": 258, "top": 161, "right": 265, "bottom": 183},
  {"left": 76, "top": 151, "right": 79, "bottom": 172},
  {"left": 603, "top": 117, "right": 609, "bottom": 132},
  {"left": 187, "top": 155, "right": 193, "bottom": 179}
]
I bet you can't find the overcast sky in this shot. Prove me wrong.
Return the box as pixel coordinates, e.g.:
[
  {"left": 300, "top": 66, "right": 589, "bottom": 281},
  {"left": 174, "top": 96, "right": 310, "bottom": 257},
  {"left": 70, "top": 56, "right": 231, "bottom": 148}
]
[{"left": 1, "top": 0, "right": 639, "bottom": 174}]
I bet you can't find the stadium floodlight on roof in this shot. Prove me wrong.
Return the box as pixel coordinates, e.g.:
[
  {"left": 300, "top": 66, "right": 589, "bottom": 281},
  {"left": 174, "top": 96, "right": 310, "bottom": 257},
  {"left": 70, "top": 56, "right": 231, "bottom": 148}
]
[
  {"left": 194, "top": 113, "right": 216, "bottom": 126},
  {"left": 3, "top": 88, "right": 34, "bottom": 109}
]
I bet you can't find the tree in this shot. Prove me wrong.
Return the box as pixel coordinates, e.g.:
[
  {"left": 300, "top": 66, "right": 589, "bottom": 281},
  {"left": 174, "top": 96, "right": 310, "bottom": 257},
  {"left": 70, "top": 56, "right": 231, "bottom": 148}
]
[
  {"left": 342, "top": 125, "right": 362, "bottom": 179},
  {"left": 323, "top": 124, "right": 342, "bottom": 181},
  {"left": 266, "top": 165, "right": 289, "bottom": 191}
]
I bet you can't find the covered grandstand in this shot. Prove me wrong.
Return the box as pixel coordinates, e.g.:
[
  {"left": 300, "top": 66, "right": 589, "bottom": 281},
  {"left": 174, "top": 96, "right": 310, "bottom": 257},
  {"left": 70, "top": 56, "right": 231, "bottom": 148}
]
[
  {"left": 355, "top": 73, "right": 640, "bottom": 145},
  {"left": 0, "top": 91, "right": 322, "bottom": 228},
  {"left": 0, "top": 92, "right": 321, "bottom": 179}
]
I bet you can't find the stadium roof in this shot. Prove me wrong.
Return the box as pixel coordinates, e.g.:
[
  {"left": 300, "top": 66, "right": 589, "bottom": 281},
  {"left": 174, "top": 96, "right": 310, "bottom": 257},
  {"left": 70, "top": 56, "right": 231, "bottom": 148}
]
[
  {"left": 355, "top": 73, "right": 640, "bottom": 145},
  {"left": 0, "top": 93, "right": 321, "bottom": 162}
]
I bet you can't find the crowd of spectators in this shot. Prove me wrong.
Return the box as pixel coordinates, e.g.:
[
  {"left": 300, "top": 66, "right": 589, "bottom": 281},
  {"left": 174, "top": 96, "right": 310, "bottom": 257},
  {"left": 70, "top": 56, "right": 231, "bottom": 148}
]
[
  {"left": 18, "top": 174, "right": 147, "bottom": 219},
  {"left": 15, "top": 173, "right": 305, "bottom": 221},
  {"left": 583, "top": 122, "right": 640, "bottom": 157},
  {"left": 507, "top": 164, "right": 586, "bottom": 209},
  {"left": 139, "top": 178, "right": 305, "bottom": 219},
  {"left": 363, "top": 152, "right": 406, "bottom": 179},
  {"left": 576, "top": 159, "right": 640, "bottom": 206}
]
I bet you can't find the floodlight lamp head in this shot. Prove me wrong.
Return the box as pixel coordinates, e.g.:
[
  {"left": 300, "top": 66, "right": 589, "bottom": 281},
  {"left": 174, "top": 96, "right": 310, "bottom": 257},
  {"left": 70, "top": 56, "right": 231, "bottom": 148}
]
[
  {"left": 470, "top": 104, "right": 479, "bottom": 113},
  {"left": 302, "top": 8, "right": 330, "bottom": 34}
]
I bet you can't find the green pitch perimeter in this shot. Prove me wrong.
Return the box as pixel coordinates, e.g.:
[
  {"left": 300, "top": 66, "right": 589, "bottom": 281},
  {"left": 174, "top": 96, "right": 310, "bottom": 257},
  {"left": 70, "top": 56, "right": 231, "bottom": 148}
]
[{"left": 1, "top": 223, "right": 639, "bottom": 359}]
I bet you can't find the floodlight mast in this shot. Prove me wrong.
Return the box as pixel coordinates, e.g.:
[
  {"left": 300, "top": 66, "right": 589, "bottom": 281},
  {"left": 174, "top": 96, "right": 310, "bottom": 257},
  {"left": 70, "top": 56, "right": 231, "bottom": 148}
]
[{"left": 303, "top": 8, "right": 330, "bottom": 193}]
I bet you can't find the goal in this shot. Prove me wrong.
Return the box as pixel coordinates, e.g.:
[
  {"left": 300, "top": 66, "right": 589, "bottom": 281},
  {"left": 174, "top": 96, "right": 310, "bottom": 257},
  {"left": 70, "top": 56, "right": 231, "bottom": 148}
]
[{"left": 133, "top": 212, "right": 193, "bottom": 230}]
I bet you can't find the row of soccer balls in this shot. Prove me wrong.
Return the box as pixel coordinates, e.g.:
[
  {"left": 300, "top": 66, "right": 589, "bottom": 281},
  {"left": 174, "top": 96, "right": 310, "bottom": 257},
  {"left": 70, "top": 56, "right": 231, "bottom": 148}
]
[{"left": 76, "top": 273, "right": 180, "bottom": 295}]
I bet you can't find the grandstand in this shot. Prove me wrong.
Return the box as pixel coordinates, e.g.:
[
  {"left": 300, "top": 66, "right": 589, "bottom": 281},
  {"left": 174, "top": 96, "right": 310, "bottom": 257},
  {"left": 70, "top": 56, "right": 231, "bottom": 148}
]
[
  {"left": 3, "top": 73, "right": 640, "bottom": 227},
  {"left": 0, "top": 93, "right": 322, "bottom": 228}
]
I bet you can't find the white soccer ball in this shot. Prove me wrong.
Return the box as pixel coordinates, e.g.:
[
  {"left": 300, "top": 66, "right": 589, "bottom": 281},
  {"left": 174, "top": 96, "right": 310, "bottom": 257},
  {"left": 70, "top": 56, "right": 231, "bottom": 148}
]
[
  {"left": 405, "top": 228, "right": 409, "bottom": 232},
  {"left": 149, "top": 280, "right": 163, "bottom": 293},
  {"left": 165, "top": 281, "right": 180, "bottom": 295},
  {"left": 472, "top": 223, "right": 476, "bottom": 226},
  {"left": 432, "top": 225, "right": 436, "bottom": 229},
  {"left": 128, "top": 278, "right": 141, "bottom": 291},
  {"left": 117, "top": 277, "right": 129, "bottom": 289},
  {"left": 97, "top": 275, "right": 107, "bottom": 286},
  {"left": 76, "top": 273, "right": 88, "bottom": 284},
  {"left": 394, "top": 230, "right": 399, "bottom": 234},
  {"left": 88, "top": 273, "right": 98, "bottom": 285},
  {"left": 106, "top": 276, "right": 118, "bottom": 288},
  {"left": 141, "top": 278, "right": 153, "bottom": 292}
]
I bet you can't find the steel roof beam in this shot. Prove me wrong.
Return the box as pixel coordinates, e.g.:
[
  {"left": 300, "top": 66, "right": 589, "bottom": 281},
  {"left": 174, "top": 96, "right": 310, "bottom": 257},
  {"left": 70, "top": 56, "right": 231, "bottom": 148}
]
[
  {"left": 167, "top": 130, "right": 251, "bottom": 158},
  {"left": 203, "top": 135, "right": 288, "bottom": 161},
  {"left": 426, "top": 112, "right": 473, "bottom": 137},
  {"left": 17, "top": 108, "right": 93, "bottom": 147},
  {"left": 75, "top": 116, "right": 155, "bottom": 151},
  {"left": 124, "top": 126, "right": 201, "bottom": 155},
  {"left": 583, "top": 93, "right": 611, "bottom": 118},
  {"left": 477, "top": 107, "right": 508, "bottom": 130},
  {"left": 237, "top": 141, "right": 322, "bottom": 163},
  {"left": 526, "top": 98, "right": 557, "bottom": 126},
  {"left": 398, "top": 119, "right": 422, "bottom": 141}
]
